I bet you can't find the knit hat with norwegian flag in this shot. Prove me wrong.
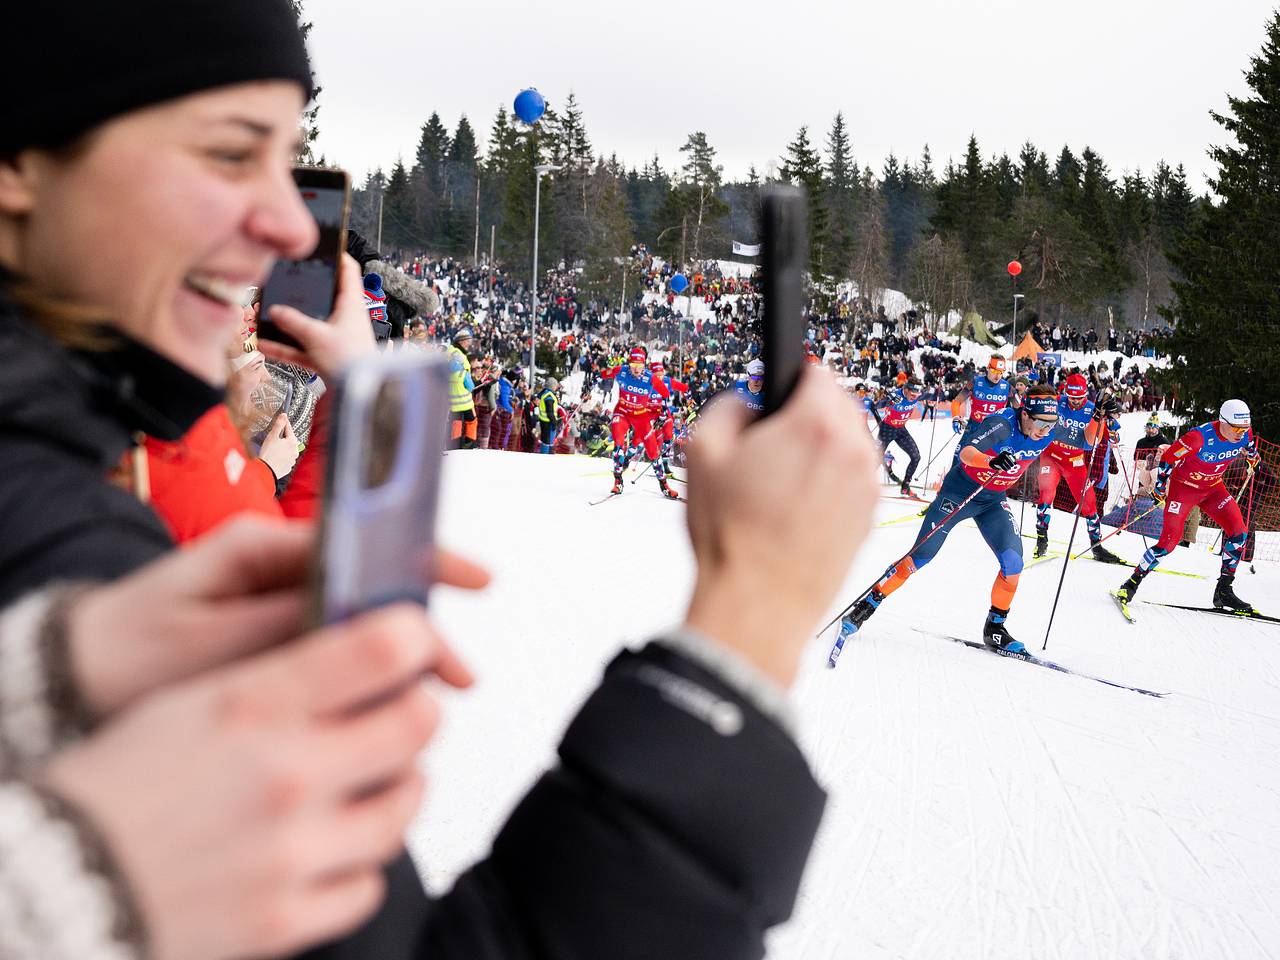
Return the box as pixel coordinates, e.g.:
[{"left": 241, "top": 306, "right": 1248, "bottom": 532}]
[{"left": 629, "top": 346, "right": 647, "bottom": 363}]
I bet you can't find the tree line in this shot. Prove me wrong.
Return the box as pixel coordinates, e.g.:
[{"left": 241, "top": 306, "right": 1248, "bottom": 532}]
[{"left": 349, "top": 98, "right": 1199, "bottom": 333}]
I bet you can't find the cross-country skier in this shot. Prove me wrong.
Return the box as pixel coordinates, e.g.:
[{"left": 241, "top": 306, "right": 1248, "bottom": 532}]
[
  {"left": 649, "top": 360, "right": 690, "bottom": 479},
  {"left": 1114, "top": 399, "right": 1261, "bottom": 612},
  {"left": 951, "top": 355, "right": 1011, "bottom": 457},
  {"left": 875, "top": 379, "right": 926, "bottom": 498},
  {"left": 601, "top": 346, "right": 676, "bottom": 498},
  {"left": 840, "top": 383, "right": 1062, "bottom": 654},
  {"left": 1034, "top": 373, "right": 1123, "bottom": 561},
  {"left": 733, "top": 358, "right": 765, "bottom": 412}
]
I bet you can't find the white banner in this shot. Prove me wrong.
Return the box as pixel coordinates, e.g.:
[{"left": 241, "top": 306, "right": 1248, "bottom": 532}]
[{"left": 732, "top": 241, "right": 761, "bottom": 256}]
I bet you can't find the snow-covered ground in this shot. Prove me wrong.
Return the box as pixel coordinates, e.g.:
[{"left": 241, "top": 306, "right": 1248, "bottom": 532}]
[{"left": 415, "top": 421, "right": 1280, "bottom": 959}]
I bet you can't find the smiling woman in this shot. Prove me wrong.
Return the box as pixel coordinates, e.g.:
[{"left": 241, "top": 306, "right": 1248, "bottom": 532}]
[
  {"left": 0, "top": 2, "right": 436, "bottom": 954},
  {"left": 0, "top": 0, "right": 322, "bottom": 598}
]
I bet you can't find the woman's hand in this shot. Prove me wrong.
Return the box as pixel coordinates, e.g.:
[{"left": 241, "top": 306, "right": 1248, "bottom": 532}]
[
  {"left": 258, "top": 413, "right": 300, "bottom": 479},
  {"left": 683, "top": 367, "right": 879, "bottom": 687},
  {"left": 44, "top": 603, "right": 467, "bottom": 960},
  {"left": 67, "top": 517, "right": 491, "bottom": 720},
  {"left": 257, "top": 254, "right": 376, "bottom": 381}
]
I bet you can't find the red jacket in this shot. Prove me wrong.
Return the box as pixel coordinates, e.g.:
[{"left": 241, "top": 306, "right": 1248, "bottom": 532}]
[{"left": 145, "top": 396, "right": 327, "bottom": 543}]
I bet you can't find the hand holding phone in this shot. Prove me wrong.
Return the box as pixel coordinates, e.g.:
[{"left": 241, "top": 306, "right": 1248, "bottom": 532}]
[
  {"left": 257, "top": 166, "right": 351, "bottom": 350},
  {"left": 312, "top": 352, "right": 451, "bottom": 625},
  {"left": 258, "top": 413, "right": 300, "bottom": 480},
  {"left": 257, "top": 254, "right": 377, "bottom": 381},
  {"left": 759, "top": 185, "right": 808, "bottom": 417}
]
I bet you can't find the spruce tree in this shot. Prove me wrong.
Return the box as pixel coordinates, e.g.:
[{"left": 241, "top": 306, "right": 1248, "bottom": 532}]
[
  {"left": 655, "top": 132, "right": 729, "bottom": 264},
  {"left": 580, "top": 161, "right": 637, "bottom": 304},
  {"left": 382, "top": 159, "right": 415, "bottom": 250},
  {"left": 1017, "top": 142, "right": 1050, "bottom": 198},
  {"left": 932, "top": 136, "right": 996, "bottom": 281},
  {"left": 823, "top": 113, "right": 857, "bottom": 271},
  {"left": 498, "top": 128, "right": 555, "bottom": 276},
  {"left": 780, "top": 125, "right": 829, "bottom": 276},
  {"left": 410, "top": 113, "right": 452, "bottom": 249},
  {"left": 1160, "top": 12, "right": 1280, "bottom": 436},
  {"left": 443, "top": 116, "right": 480, "bottom": 257},
  {"left": 288, "top": 1, "right": 323, "bottom": 164}
]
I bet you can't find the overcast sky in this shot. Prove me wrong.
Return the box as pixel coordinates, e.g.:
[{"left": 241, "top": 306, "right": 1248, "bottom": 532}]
[{"left": 305, "top": 0, "right": 1273, "bottom": 194}]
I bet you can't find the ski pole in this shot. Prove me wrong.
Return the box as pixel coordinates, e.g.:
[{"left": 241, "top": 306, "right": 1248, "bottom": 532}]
[
  {"left": 920, "top": 404, "right": 939, "bottom": 494},
  {"left": 1242, "top": 463, "right": 1260, "bottom": 567},
  {"left": 1112, "top": 443, "right": 1149, "bottom": 549},
  {"left": 817, "top": 477, "right": 993, "bottom": 637},
  {"left": 921, "top": 432, "right": 959, "bottom": 477},
  {"left": 628, "top": 417, "right": 666, "bottom": 484},
  {"left": 1069, "top": 501, "right": 1162, "bottom": 560},
  {"left": 550, "top": 401, "right": 583, "bottom": 446},
  {"left": 1042, "top": 422, "right": 1108, "bottom": 652},
  {"left": 1210, "top": 469, "right": 1256, "bottom": 553}
]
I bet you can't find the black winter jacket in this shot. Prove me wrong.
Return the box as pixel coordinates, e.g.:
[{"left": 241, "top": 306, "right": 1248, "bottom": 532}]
[{"left": 0, "top": 288, "right": 827, "bottom": 959}]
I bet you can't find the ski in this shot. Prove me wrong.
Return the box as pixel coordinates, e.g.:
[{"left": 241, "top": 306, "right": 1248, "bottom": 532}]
[
  {"left": 1086, "top": 551, "right": 1129, "bottom": 567},
  {"left": 1140, "top": 602, "right": 1280, "bottom": 624},
  {"left": 876, "top": 508, "right": 929, "bottom": 528},
  {"left": 588, "top": 492, "right": 622, "bottom": 506},
  {"left": 928, "top": 633, "right": 1166, "bottom": 697},
  {"left": 1111, "top": 590, "right": 1137, "bottom": 624},
  {"left": 826, "top": 623, "right": 858, "bottom": 669},
  {"left": 1023, "top": 550, "right": 1064, "bottom": 570}
]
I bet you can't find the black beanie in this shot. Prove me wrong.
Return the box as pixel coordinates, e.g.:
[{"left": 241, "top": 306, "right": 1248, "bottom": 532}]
[{"left": 0, "top": 0, "right": 313, "bottom": 156}]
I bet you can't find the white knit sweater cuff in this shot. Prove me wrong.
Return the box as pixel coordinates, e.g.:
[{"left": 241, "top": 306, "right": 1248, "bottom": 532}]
[
  {"left": 0, "top": 589, "right": 63, "bottom": 771},
  {"left": 655, "top": 626, "right": 798, "bottom": 735},
  {"left": 0, "top": 780, "right": 139, "bottom": 960}
]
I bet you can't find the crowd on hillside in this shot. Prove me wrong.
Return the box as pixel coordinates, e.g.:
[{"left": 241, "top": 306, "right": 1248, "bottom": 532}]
[
  {"left": 373, "top": 244, "right": 1176, "bottom": 456},
  {"left": 1021, "top": 318, "right": 1172, "bottom": 358},
  {"left": 424, "top": 250, "right": 1203, "bottom": 532}
]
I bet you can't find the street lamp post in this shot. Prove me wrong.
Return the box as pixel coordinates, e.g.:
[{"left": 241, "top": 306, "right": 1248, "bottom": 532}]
[
  {"left": 529, "top": 162, "right": 561, "bottom": 392},
  {"left": 1012, "top": 293, "right": 1025, "bottom": 366}
]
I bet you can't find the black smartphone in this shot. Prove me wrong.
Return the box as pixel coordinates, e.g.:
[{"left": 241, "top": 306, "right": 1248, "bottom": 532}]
[
  {"left": 311, "top": 352, "right": 450, "bottom": 626},
  {"left": 760, "top": 184, "right": 808, "bottom": 417},
  {"left": 258, "top": 166, "right": 351, "bottom": 350}
]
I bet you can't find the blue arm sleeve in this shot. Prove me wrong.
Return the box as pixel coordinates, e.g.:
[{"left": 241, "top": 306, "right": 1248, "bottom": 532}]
[{"left": 966, "top": 416, "right": 1012, "bottom": 454}]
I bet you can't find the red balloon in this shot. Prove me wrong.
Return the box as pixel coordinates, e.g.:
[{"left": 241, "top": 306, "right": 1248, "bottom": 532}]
[{"left": 1007, "top": 260, "right": 1023, "bottom": 277}]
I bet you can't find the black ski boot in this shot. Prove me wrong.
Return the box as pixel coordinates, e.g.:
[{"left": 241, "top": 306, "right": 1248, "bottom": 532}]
[
  {"left": 1212, "top": 575, "right": 1254, "bottom": 614},
  {"left": 611, "top": 471, "right": 624, "bottom": 496},
  {"left": 1090, "top": 542, "right": 1125, "bottom": 565},
  {"left": 983, "top": 606, "right": 1026, "bottom": 654},
  {"left": 837, "top": 592, "right": 883, "bottom": 646},
  {"left": 1114, "top": 570, "right": 1146, "bottom": 603},
  {"left": 1034, "top": 531, "right": 1049, "bottom": 558}
]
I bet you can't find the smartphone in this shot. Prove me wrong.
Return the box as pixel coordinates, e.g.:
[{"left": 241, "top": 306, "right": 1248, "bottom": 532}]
[
  {"left": 312, "top": 351, "right": 450, "bottom": 626},
  {"left": 258, "top": 166, "right": 351, "bottom": 350},
  {"left": 249, "top": 381, "right": 294, "bottom": 450},
  {"left": 760, "top": 184, "right": 809, "bottom": 417}
]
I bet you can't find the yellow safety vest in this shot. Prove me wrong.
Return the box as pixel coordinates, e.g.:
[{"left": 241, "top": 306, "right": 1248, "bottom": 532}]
[
  {"left": 536, "top": 389, "right": 560, "bottom": 423},
  {"left": 446, "top": 346, "right": 474, "bottom": 414}
]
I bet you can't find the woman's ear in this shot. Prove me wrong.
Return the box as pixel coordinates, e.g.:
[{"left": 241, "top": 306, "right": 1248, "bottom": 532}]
[{"left": 0, "top": 152, "right": 38, "bottom": 216}]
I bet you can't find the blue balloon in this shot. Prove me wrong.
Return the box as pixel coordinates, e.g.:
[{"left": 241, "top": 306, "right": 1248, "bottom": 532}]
[
  {"left": 513, "top": 88, "right": 546, "bottom": 124},
  {"left": 670, "top": 272, "right": 689, "bottom": 294}
]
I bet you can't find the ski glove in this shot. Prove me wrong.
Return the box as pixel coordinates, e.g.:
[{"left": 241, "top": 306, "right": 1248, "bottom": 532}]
[
  {"left": 988, "top": 450, "right": 1017, "bottom": 472},
  {"left": 952, "top": 418, "right": 964, "bottom": 435},
  {"left": 1153, "top": 461, "right": 1172, "bottom": 502}
]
